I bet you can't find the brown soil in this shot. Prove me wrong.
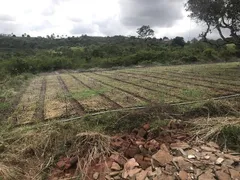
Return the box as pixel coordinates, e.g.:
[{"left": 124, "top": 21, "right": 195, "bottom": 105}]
[{"left": 33, "top": 77, "right": 46, "bottom": 121}]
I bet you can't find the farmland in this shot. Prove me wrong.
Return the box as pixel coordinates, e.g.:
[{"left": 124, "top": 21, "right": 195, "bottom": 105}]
[{"left": 8, "top": 62, "right": 240, "bottom": 125}]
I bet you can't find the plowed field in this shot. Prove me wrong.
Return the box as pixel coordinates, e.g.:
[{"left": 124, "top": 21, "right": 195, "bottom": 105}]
[{"left": 9, "top": 62, "right": 240, "bottom": 124}]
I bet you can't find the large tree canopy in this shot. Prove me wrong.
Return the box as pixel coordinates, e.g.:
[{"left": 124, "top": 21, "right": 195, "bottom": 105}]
[
  {"left": 186, "top": 0, "right": 240, "bottom": 47},
  {"left": 137, "top": 25, "right": 155, "bottom": 39}
]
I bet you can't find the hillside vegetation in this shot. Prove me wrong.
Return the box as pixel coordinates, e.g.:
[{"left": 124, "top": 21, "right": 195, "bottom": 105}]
[{"left": 0, "top": 35, "right": 239, "bottom": 81}]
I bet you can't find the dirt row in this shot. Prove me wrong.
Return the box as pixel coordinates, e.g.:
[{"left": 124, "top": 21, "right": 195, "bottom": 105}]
[
  {"left": 120, "top": 70, "right": 240, "bottom": 94},
  {"left": 83, "top": 74, "right": 152, "bottom": 103},
  {"left": 33, "top": 77, "right": 46, "bottom": 121},
  {"left": 164, "top": 71, "right": 240, "bottom": 87},
  {"left": 94, "top": 72, "right": 188, "bottom": 102},
  {"left": 57, "top": 76, "right": 85, "bottom": 116},
  {"left": 9, "top": 77, "right": 43, "bottom": 124},
  {"left": 70, "top": 74, "right": 123, "bottom": 109}
]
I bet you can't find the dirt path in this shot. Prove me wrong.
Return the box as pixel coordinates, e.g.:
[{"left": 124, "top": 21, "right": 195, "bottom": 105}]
[
  {"left": 33, "top": 77, "right": 46, "bottom": 121},
  {"left": 57, "top": 76, "right": 85, "bottom": 116}
]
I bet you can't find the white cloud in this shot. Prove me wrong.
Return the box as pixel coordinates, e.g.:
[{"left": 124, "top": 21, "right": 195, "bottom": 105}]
[{"left": 0, "top": 0, "right": 223, "bottom": 39}]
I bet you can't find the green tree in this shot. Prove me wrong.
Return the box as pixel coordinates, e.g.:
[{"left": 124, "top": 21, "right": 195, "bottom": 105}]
[
  {"left": 185, "top": 0, "right": 240, "bottom": 48},
  {"left": 172, "top": 36, "right": 186, "bottom": 47},
  {"left": 137, "top": 25, "right": 154, "bottom": 39}
]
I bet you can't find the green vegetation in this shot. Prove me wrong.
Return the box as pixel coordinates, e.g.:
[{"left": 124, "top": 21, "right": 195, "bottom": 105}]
[
  {"left": 70, "top": 89, "right": 107, "bottom": 100},
  {"left": 0, "top": 34, "right": 239, "bottom": 81}
]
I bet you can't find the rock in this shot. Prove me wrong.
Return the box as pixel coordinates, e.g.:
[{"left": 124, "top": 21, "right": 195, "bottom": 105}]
[
  {"left": 187, "top": 155, "right": 195, "bottom": 159},
  {"left": 179, "top": 170, "right": 188, "bottom": 180},
  {"left": 166, "top": 164, "right": 177, "bottom": 172},
  {"left": 207, "top": 142, "right": 219, "bottom": 149},
  {"left": 155, "top": 173, "right": 174, "bottom": 180},
  {"left": 110, "top": 171, "right": 120, "bottom": 177},
  {"left": 198, "top": 171, "right": 215, "bottom": 180},
  {"left": 134, "top": 154, "right": 151, "bottom": 170},
  {"left": 56, "top": 160, "right": 65, "bottom": 169},
  {"left": 111, "top": 136, "right": 124, "bottom": 149},
  {"left": 136, "top": 140, "right": 146, "bottom": 146},
  {"left": 146, "top": 167, "right": 157, "bottom": 177},
  {"left": 204, "top": 155, "right": 211, "bottom": 160},
  {"left": 173, "top": 156, "right": 192, "bottom": 171},
  {"left": 170, "top": 142, "right": 190, "bottom": 150},
  {"left": 222, "top": 159, "right": 234, "bottom": 167},
  {"left": 114, "top": 176, "right": 121, "bottom": 180},
  {"left": 195, "top": 169, "right": 203, "bottom": 177},
  {"left": 200, "top": 146, "right": 217, "bottom": 152},
  {"left": 122, "top": 158, "right": 139, "bottom": 178},
  {"left": 124, "top": 158, "right": 139, "bottom": 170},
  {"left": 136, "top": 170, "right": 148, "bottom": 180},
  {"left": 160, "top": 143, "right": 169, "bottom": 152},
  {"left": 215, "top": 157, "right": 224, "bottom": 165},
  {"left": 139, "top": 145, "right": 150, "bottom": 155},
  {"left": 143, "top": 123, "right": 150, "bottom": 131},
  {"left": 125, "top": 145, "right": 141, "bottom": 158},
  {"left": 128, "top": 168, "right": 142, "bottom": 178},
  {"left": 215, "top": 170, "right": 231, "bottom": 180},
  {"left": 155, "top": 167, "right": 162, "bottom": 177},
  {"left": 144, "top": 140, "right": 160, "bottom": 153},
  {"left": 111, "top": 162, "right": 122, "bottom": 171},
  {"left": 138, "top": 159, "right": 151, "bottom": 170},
  {"left": 93, "top": 172, "right": 99, "bottom": 180},
  {"left": 134, "top": 154, "right": 144, "bottom": 162},
  {"left": 224, "top": 154, "right": 240, "bottom": 162},
  {"left": 229, "top": 169, "right": 240, "bottom": 179},
  {"left": 152, "top": 150, "right": 173, "bottom": 166},
  {"left": 137, "top": 128, "right": 147, "bottom": 138},
  {"left": 105, "top": 175, "right": 111, "bottom": 180},
  {"left": 110, "top": 154, "right": 127, "bottom": 166}
]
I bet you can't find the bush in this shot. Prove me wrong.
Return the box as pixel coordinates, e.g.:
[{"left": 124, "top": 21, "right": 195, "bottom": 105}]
[
  {"left": 180, "top": 56, "right": 199, "bottom": 63},
  {"left": 203, "top": 48, "right": 218, "bottom": 58}
]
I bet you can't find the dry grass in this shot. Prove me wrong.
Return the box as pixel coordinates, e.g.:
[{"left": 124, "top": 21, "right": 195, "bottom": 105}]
[
  {"left": 190, "top": 116, "right": 240, "bottom": 141},
  {"left": 74, "top": 132, "right": 111, "bottom": 179},
  {"left": 0, "top": 163, "right": 25, "bottom": 180},
  {"left": 0, "top": 121, "right": 111, "bottom": 179}
]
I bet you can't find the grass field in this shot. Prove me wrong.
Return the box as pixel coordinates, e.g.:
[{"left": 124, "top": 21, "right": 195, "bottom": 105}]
[{"left": 8, "top": 62, "right": 240, "bottom": 124}]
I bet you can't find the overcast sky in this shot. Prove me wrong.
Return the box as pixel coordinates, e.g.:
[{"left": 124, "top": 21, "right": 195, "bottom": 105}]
[{"left": 0, "top": 0, "right": 219, "bottom": 40}]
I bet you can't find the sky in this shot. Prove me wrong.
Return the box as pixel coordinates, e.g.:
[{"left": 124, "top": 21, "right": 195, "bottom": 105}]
[{"left": 0, "top": 0, "right": 220, "bottom": 40}]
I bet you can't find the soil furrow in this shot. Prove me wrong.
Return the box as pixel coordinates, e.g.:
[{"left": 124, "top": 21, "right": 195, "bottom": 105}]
[
  {"left": 70, "top": 74, "right": 123, "bottom": 109},
  {"left": 163, "top": 71, "right": 240, "bottom": 87},
  {"left": 127, "top": 70, "right": 240, "bottom": 94},
  {"left": 83, "top": 74, "right": 152, "bottom": 103},
  {"left": 57, "top": 76, "right": 85, "bottom": 116},
  {"left": 182, "top": 70, "right": 240, "bottom": 80},
  {"left": 33, "top": 78, "right": 46, "bottom": 121},
  {"left": 94, "top": 72, "right": 188, "bottom": 101},
  {"left": 116, "top": 71, "right": 182, "bottom": 89}
]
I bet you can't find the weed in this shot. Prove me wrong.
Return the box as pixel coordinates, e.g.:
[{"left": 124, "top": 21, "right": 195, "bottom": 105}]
[
  {"left": 71, "top": 89, "right": 107, "bottom": 100},
  {"left": 181, "top": 88, "right": 203, "bottom": 99}
]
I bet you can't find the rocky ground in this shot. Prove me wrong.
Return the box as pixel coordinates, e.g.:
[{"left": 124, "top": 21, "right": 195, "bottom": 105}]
[{"left": 50, "top": 122, "right": 240, "bottom": 180}]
